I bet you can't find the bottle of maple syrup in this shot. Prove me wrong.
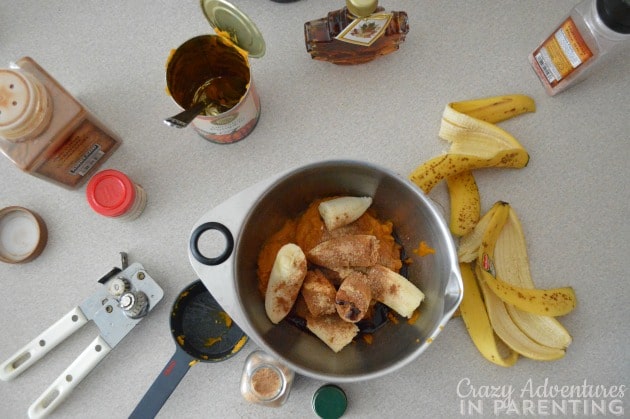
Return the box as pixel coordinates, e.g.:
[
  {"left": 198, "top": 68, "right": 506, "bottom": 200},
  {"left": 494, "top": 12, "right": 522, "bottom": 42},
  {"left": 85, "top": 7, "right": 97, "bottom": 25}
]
[{"left": 304, "top": 0, "right": 409, "bottom": 65}]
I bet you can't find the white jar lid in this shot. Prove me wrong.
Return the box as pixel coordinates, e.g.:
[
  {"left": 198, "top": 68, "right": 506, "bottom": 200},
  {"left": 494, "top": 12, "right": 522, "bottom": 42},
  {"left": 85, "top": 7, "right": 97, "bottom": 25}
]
[{"left": 0, "top": 206, "right": 48, "bottom": 263}]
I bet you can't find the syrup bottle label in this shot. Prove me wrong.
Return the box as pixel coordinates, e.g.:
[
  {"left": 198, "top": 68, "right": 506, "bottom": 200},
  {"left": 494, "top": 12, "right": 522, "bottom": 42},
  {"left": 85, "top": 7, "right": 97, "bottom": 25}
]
[
  {"left": 532, "top": 17, "right": 594, "bottom": 87},
  {"left": 336, "top": 13, "right": 393, "bottom": 47}
]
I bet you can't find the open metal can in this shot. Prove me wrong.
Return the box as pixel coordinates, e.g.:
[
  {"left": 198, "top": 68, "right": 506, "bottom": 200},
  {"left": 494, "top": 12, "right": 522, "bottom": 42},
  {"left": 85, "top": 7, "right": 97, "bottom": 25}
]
[{"left": 166, "top": 0, "right": 265, "bottom": 144}]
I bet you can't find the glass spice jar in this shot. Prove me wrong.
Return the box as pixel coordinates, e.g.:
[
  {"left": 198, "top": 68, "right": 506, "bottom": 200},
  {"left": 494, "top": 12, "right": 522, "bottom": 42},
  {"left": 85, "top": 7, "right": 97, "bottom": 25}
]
[
  {"left": 0, "top": 57, "right": 121, "bottom": 189},
  {"left": 86, "top": 169, "right": 147, "bottom": 220},
  {"left": 240, "top": 350, "right": 294, "bottom": 407},
  {"left": 304, "top": 0, "right": 409, "bottom": 65}
]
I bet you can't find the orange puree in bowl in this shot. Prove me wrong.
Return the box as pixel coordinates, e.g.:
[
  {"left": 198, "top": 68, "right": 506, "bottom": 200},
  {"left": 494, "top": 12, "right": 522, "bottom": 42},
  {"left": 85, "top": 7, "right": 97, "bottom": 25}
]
[{"left": 256, "top": 199, "right": 402, "bottom": 296}]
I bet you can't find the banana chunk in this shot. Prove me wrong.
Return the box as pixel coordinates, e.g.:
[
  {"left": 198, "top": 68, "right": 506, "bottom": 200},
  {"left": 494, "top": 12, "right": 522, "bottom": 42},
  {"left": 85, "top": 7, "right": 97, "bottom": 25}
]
[
  {"left": 265, "top": 243, "right": 308, "bottom": 324},
  {"left": 335, "top": 271, "right": 372, "bottom": 323},
  {"left": 307, "top": 234, "right": 379, "bottom": 269},
  {"left": 306, "top": 313, "right": 359, "bottom": 353},
  {"left": 366, "top": 265, "right": 424, "bottom": 318},
  {"left": 301, "top": 270, "right": 337, "bottom": 317},
  {"left": 318, "top": 196, "right": 373, "bottom": 231}
]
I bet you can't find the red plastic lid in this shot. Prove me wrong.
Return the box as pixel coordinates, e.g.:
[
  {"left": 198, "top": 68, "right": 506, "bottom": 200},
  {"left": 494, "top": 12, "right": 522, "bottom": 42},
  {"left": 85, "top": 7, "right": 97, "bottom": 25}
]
[{"left": 86, "top": 169, "right": 136, "bottom": 217}]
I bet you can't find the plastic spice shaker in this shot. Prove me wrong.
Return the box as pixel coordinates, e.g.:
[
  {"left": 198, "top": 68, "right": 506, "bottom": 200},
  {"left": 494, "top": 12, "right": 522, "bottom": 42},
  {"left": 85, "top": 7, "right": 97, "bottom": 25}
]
[
  {"left": 0, "top": 57, "right": 121, "bottom": 188},
  {"left": 240, "top": 350, "right": 294, "bottom": 407},
  {"left": 529, "top": 0, "right": 630, "bottom": 95},
  {"left": 86, "top": 169, "right": 147, "bottom": 220}
]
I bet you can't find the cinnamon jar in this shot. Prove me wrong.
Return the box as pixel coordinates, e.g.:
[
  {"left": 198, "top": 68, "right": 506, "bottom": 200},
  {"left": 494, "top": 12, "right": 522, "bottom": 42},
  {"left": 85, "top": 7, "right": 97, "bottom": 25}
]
[
  {"left": 0, "top": 57, "right": 121, "bottom": 189},
  {"left": 240, "top": 350, "right": 294, "bottom": 407}
]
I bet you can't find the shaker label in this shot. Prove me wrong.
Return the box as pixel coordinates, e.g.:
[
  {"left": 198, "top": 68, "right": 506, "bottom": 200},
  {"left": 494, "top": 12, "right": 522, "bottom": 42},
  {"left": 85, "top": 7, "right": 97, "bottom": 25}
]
[
  {"left": 336, "top": 13, "right": 393, "bottom": 47},
  {"left": 533, "top": 17, "right": 593, "bottom": 86},
  {"left": 33, "top": 119, "right": 118, "bottom": 187}
]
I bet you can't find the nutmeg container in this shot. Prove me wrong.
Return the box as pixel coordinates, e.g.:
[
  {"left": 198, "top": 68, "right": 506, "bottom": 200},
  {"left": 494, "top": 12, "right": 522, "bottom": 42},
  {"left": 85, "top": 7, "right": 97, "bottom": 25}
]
[{"left": 166, "top": 0, "right": 266, "bottom": 144}]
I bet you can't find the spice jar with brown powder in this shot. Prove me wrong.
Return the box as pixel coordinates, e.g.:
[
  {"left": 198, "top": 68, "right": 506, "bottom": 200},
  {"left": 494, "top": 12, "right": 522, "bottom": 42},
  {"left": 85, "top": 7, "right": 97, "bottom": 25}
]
[
  {"left": 240, "top": 350, "right": 294, "bottom": 407},
  {"left": 0, "top": 57, "right": 121, "bottom": 189}
]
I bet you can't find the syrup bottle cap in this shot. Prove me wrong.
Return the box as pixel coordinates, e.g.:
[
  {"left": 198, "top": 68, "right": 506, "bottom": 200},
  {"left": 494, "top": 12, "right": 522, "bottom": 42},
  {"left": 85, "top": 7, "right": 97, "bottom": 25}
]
[{"left": 346, "top": 0, "right": 378, "bottom": 18}]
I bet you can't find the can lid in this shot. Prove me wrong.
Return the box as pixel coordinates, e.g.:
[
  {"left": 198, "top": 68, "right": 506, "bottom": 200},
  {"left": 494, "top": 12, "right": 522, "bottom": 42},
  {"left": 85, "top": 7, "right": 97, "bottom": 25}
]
[
  {"left": 86, "top": 169, "right": 136, "bottom": 217},
  {"left": 597, "top": 0, "right": 630, "bottom": 34},
  {"left": 200, "top": 0, "right": 266, "bottom": 58},
  {"left": 0, "top": 206, "right": 48, "bottom": 264},
  {"left": 312, "top": 384, "right": 348, "bottom": 419},
  {"left": 346, "top": 0, "right": 378, "bottom": 18}
]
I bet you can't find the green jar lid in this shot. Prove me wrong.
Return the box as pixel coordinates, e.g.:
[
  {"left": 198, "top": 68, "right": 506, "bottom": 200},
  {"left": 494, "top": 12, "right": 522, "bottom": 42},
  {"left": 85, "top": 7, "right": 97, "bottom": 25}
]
[
  {"left": 312, "top": 384, "right": 347, "bottom": 419},
  {"left": 200, "top": 0, "right": 266, "bottom": 58}
]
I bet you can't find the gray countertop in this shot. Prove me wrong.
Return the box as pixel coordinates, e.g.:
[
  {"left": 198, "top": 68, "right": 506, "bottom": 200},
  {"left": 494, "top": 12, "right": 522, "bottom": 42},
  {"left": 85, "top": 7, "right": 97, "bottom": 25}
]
[{"left": 1, "top": 1, "right": 628, "bottom": 418}]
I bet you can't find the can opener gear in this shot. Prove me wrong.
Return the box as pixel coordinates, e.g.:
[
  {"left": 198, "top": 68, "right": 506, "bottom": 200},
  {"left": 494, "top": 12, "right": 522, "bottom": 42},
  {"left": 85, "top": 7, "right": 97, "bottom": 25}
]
[{"left": 0, "top": 253, "right": 164, "bottom": 419}]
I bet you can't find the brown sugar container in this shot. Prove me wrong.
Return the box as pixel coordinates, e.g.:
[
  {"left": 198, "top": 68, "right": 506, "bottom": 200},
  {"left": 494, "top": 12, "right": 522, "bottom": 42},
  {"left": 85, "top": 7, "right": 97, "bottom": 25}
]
[
  {"left": 165, "top": 0, "right": 266, "bottom": 144},
  {"left": 0, "top": 57, "right": 121, "bottom": 189}
]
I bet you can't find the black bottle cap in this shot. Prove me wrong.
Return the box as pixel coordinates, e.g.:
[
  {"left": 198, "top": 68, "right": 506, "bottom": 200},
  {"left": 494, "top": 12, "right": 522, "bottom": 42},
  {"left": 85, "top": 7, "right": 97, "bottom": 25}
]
[{"left": 597, "top": 0, "right": 630, "bottom": 34}]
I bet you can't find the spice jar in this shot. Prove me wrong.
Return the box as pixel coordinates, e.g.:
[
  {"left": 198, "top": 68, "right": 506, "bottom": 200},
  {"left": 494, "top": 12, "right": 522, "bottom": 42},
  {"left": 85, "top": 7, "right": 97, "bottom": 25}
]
[
  {"left": 0, "top": 57, "right": 121, "bottom": 189},
  {"left": 240, "top": 350, "right": 294, "bottom": 407},
  {"left": 304, "top": 0, "right": 409, "bottom": 65},
  {"left": 529, "top": 0, "right": 630, "bottom": 95},
  {"left": 86, "top": 169, "right": 147, "bottom": 220},
  {"left": 165, "top": 0, "right": 266, "bottom": 144}
]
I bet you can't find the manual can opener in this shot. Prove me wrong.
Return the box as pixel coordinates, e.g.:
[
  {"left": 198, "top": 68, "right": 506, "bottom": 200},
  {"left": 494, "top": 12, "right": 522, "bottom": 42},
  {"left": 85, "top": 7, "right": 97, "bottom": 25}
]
[{"left": 0, "top": 254, "right": 164, "bottom": 418}]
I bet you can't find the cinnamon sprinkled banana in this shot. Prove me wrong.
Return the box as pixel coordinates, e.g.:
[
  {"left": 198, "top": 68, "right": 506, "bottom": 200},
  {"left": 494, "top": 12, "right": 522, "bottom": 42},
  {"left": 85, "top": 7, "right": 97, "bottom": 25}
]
[
  {"left": 318, "top": 196, "right": 373, "bottom": 231},
  {"left": 265, "top": 243, "right": 307, "bottom": 324},
  {"left": 365, "top": 265, "right": 424, "bottom": 318}
]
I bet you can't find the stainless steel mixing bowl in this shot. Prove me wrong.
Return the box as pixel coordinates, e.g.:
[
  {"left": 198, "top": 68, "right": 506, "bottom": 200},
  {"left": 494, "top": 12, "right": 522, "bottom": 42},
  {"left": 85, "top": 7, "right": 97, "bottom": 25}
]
[{"left": 188, "top": 160, "right": 462, "bottom": 382}]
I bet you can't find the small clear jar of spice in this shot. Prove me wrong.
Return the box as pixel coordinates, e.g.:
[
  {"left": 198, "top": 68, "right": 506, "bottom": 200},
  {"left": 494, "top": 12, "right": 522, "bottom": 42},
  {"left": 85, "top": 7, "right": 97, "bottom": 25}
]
[
  {"left": 240, "top": 350, "right": 294, "bottom": 407},
  {"left": 0, "top": 57, "right": 121, "bottom": 189},
  {"left": 86, "top": 169, "right": 147, "bottom": 220}
]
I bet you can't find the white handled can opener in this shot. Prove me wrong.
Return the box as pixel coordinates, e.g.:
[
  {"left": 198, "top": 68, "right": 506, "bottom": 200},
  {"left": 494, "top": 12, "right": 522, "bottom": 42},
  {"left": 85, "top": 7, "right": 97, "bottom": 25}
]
[{"left": 0, "top": 253, "right": 164, "bottom": 418}]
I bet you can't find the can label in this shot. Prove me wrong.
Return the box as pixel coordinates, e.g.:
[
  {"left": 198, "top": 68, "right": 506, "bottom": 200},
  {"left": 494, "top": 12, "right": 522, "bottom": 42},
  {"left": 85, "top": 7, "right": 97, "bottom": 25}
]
[
  {"left": 192, "top": 82, "right": 260, "bottom": 144},
  {"left": 532, "top": 17, "right": 593, "bottom": 87}
]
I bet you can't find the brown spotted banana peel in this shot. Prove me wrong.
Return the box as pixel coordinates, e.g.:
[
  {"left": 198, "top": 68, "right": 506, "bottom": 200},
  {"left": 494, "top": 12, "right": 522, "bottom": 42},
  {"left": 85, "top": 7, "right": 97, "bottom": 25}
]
[
  {"left": 476, "top": 202, "right": 577, "bottom": 317},
  {"left": 495, "top": 207, "right": 573, "bottom": 349},
  {"left": 449, "top": 94, "right": 536, "bottom": 124},
  {"left": 446, "top": 170, "right": 480, "bottom": 236},
  {"left": 459, "top": 262, "right": 519, "bottom": 367},
  {"left": 475, "top": 264, "right": 566, "bottom": 361},
  {"left": 409, "top": 95, "right": 533, "bottom": 195}
]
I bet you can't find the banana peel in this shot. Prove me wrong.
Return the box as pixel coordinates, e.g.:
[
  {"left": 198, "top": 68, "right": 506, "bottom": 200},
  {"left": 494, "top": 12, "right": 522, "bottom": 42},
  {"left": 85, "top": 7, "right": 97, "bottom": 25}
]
[
  {"left": 446, "top": 171, "right": 480, "bottom": 236},
  {"left": 476, "top": 202, "right": 577, "bottom": 317},
  {"left": 409, "top": 94, "right": 534, "bottom": 195},
  {"left": 459, "top": 262, "right": 519, "bottom": 367},
  {"left": 496, "top": 206, "right": 573, "bottom": 349}
]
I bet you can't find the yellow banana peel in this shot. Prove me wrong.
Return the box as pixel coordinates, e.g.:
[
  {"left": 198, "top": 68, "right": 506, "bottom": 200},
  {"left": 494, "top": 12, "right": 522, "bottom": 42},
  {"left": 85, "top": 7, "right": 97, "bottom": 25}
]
[
  {"left": 409, "top": 94, "right": 533, "bottom": 195},
  {"left": 449, "top": 94, "right": 536, "bottom": 124},
  {"left": 496, "top": 207, "right": 573, "bottom": 349},
  {"left": 459, "top": 262, "right": 519, "bottom": 367},
  {"left": 476, "top": 265, "right": 566, "bottom": 361},
  {"left": 477, "top": 202, "right": 577, "bottom": 317},
  {"left": 446, "top": 171, "right": 480, "bottom": 236}
]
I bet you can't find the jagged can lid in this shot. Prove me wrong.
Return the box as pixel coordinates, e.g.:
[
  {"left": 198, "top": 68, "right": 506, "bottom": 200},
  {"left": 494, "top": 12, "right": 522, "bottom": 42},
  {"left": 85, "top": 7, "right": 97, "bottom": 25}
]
[
  {"left": 200, "top": 0, "right": 266, "bottom": 58},
  {"left": 346, "top": 0, "right": 378, "bottom": 17},
  {"left": 597, "top": 0, "right": 630, "bottom": 34}
]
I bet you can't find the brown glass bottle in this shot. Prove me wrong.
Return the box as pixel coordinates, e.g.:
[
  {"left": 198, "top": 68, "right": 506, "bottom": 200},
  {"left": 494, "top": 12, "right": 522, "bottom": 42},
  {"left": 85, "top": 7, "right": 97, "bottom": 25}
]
[
  {"left": 304, "top": 0, "right": 409, "bottom": 65},
  {"left": 0, "top": 57, "right": 121, "bottom": 189}
]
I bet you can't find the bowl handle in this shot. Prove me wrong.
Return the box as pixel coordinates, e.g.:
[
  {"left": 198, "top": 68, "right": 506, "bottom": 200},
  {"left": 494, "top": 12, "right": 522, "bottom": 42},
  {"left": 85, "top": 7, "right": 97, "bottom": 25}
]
[{"left": 189, "top": 222, "right": 234, "bottom": 266}]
